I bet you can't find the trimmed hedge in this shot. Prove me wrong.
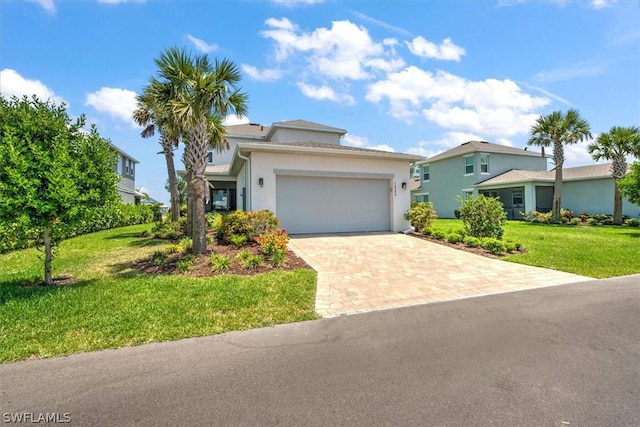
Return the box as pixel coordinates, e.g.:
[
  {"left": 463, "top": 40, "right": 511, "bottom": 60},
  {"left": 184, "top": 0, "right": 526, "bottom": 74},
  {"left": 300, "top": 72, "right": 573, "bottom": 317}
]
[{"left": 0, "top": 204, "right": 154, "bottom": 253}]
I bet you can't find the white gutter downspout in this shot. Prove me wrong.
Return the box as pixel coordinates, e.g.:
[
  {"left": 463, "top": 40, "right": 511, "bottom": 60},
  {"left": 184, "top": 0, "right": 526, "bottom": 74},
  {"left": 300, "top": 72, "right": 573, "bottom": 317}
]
[{"left": 237, "top": 151, "right": 251, "bottom": 211}]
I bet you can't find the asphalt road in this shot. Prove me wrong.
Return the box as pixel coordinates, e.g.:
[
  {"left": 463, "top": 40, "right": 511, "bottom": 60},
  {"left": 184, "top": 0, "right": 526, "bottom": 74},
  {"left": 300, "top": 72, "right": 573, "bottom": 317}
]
[{"left": 2, "top": 276, "right": 639, "bottom": 426}]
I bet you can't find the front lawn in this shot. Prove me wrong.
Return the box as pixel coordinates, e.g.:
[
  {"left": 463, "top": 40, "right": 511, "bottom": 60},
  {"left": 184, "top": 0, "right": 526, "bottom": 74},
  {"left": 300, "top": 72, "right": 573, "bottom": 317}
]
[
  {"left": 0, "top": 224, "right": 317, "bottom": 363},
  {"left": 430, "top": 219, "right": 640, "bottom": 278}
]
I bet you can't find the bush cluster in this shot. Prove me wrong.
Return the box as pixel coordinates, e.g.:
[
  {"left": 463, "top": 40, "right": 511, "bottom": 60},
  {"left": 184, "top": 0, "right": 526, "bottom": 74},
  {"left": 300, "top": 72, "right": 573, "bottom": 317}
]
[
  {"left": 458, "top": 195, "right": 507, "bottom": 239},
  {"left": 213, "top": 210, "right": 279, "bottom": 244},
  {"left": 0, "top": 204, "right": 153, "bottom": 254},
  {"left": 406, "top": 201, "right": 438, "bottom": 233}
]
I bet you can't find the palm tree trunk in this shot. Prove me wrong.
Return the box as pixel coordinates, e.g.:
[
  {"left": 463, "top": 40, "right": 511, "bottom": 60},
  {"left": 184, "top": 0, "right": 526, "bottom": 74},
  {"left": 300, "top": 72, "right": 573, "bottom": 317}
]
[
  {"left": 163, "top": 141, "right": 180, "bottom": 223},
  {"left": 187, "top": 120, "right": 209, "bottom": 255},
  {"left": 186, "top": 168, "right": 194, "bottom": 236},
  {"left": 613, "top": 180, "right": 623, "bottom": 225},
  {"left": 44, "top": 226, "right": 53, "bottom": 285},
  {"left": 552, "top": 143, "right": 564, "bottom": 223}
]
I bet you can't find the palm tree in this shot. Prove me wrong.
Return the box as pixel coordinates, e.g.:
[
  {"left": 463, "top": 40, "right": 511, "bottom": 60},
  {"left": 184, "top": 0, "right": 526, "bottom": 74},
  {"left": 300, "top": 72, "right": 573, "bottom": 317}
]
[
  {"left": 133, "top": 81, "right": 182, "bottom": 222},
  {"left": 154, "top": 47, "right": 248, "bottom": 254},
  {"left": 587, "top": 126, "right": 640, "bottom": 224},
  {"left": 528, "top": 109, "right": 592, "bottom": 222}
]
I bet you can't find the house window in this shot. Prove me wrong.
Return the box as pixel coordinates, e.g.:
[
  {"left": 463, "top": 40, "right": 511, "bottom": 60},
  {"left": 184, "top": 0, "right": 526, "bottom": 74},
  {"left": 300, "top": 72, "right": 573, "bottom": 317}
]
[
  {"left": 124, "top": 158, "right": 129, "bottom": 175},
  {"left": 422, "top": 166, "right": 430, "bottom": 182},
  {"left": 414, "top": 193, "right": 429, "bottom": 203},
  {"left": 512, "top": 189, "right": 524, "bottom": 206},
  {"left": 464, "top": 156, "right": 474, "bottom": 175},
  {"left": 463, "top": 189, "right": 474, "bottom": 200},
  {"left": 130, "top": 161, "right": 135, "bottom": 178},
  {"left": 207, "top": 151, "right": 214, "bottom": 164},
  {"left": 482, "top": 190, "right": 498, "bottom": 198},
  {"left": 480, "top": 154, "right": 489, "bottom": 174}
]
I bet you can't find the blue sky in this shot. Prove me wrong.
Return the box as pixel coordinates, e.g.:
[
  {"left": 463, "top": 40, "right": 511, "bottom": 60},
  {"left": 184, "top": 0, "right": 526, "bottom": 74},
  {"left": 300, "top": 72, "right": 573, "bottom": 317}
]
[{"left": 2, "top": 0, "right": 638, "bottom": 204}]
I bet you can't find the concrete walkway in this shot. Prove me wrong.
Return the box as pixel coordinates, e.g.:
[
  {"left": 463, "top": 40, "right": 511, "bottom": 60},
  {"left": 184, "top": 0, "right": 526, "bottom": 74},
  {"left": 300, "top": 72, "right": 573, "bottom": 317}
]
[{"left": 289, "top": 233, "right": 592, "bottom": 317}]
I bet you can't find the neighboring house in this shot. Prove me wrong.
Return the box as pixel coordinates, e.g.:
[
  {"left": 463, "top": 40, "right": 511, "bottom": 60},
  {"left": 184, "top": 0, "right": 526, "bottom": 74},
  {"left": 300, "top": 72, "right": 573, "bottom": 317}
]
[
  {"left": 412, "top": 140, "right": 639, "bottom": 219},
  {"left": 197, "top": 119, "right": 421, "bottom": 234},
  {"left": 110, "top": 143, "right": 139, "bottom": 205},
  {"left": 412, "top": 141, "right": 548, "bottom": 218}
]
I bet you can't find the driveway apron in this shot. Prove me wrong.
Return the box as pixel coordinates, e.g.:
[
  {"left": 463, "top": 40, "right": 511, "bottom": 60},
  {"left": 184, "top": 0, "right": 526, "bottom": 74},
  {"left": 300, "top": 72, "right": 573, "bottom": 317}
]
[{"left": 289, "top": 233, "right": 591, "bottom": 318}]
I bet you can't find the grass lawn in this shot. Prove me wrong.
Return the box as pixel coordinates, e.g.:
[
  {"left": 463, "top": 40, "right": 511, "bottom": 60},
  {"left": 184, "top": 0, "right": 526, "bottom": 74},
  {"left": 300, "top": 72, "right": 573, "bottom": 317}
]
[
  {"left": 431, "top": 219, "right": 640, "bottom": 279},
  {"left": 0, "top": 224, "right": 317, "bottom": 363}
]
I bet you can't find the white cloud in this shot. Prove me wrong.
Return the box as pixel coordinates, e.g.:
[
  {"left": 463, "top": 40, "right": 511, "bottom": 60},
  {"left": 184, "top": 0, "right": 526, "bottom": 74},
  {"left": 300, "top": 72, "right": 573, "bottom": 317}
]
[
  {"left": 349, "top": 10, "right": 413, "bottom": 37},
  {"left": 269, "top": 0, "right": 324, "bottom": 6},
  {"left": 29, "top": 0, "right": 55, "bottom": 13},
  {"left": 261, "top": 18, "right": 403, "bottom": 80},
  {"left": 533, "top": 60, "right": 609, "bottom": 83},
  {"left": 296, "top": 82, "right": 355, "bottom": 105},
  {"left": 242, "top": 64, "right": 283, "bottom": 81},
  {"left": 186, "top": 35, "right": 218, "bottom": 54},
  {"left": 366, "top": 66, "right": 549, "bottom": 137},
  {"left": 590, "top": 0, "right": 617, "bottom": 8},
  {"left": 85, "top": 87, "right": 138, "bottom": 127},
  {"left": 223, "top": 114, "right": 250, "bottom": 126},
  {"left": 0, "top": 69, "right": 64, "bottom": 104},
  {"left": 342, "top": 134, "right": 395, "bottom": 152},
  {"left": 405, "top": 36, "right": 466, "bottom": 61}
]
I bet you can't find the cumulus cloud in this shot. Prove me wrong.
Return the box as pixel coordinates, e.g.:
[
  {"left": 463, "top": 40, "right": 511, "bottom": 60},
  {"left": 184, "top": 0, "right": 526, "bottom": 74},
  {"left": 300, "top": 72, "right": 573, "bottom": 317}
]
[
  {"left": 186, "top": 35, "right": 218, "bottom": 53},
  {"left": 407, "top": 131, "right": 484, "bottom": 158},
  {"left": 343, "top": 134, "right": 395, "bottom": 152},
  {"left": 85, "top": 87, "right": 138, "bottom": 127},
  {"left": 296, "top": 82, "right": 355, "bottom": 105},
  {"left": 242, "top": 64, "right": 283, "bottom": 81},
  {"left": 405, "top": 36, "right": 466, "bottom": 61},
  {"left": 366, "top": 66, "right": 549, "bottom": 137},
  {"left": 29, "top": 0, "right": 55, "bottom": 13},
  {"left": 0, "top": 68, "right": 64, "bottom": 104},
  {"left": 223, "top": 114, "right": 250, "bottom": 126}
]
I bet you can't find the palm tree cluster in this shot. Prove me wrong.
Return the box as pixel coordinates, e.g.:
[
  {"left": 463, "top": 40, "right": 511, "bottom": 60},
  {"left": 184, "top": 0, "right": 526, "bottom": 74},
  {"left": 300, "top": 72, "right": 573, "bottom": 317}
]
[
  {"left": 133, "top": 47, "right": 248, "bottom": 254},
  {"left": 528, "top": 109, "right": 640, "bottom": 225}
]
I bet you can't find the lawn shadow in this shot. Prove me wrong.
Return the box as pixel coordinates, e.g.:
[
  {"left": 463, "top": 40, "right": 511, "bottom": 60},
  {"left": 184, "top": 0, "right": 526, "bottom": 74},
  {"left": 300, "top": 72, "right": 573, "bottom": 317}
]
[
  {"left": 0, "top": 277, "right": 98, "bottom": 306},
  {"left": 621, "top": 231, "right": 640, "bottom": 238}
]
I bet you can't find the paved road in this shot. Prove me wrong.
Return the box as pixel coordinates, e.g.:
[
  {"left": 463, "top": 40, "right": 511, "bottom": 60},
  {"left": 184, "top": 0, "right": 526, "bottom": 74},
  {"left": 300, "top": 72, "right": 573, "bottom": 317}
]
[{"left": 2, "top": 276, "right": 639, "bottom": 426}]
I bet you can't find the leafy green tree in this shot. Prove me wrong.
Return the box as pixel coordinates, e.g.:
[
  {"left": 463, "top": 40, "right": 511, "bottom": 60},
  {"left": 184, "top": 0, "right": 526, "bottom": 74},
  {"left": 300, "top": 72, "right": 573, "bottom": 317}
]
[
  {"left": 588, "top": 126, "right": 640, "bottom": 224},
  {"left": 528, "top": 109, "right": 592, "bottom": 222},
  {"left": 0, "top": 96, "right": 119, "bottom": 285},
  {"left": 151, "top": 47, "right": 248, "bottom": 254},
  {"left": 458, "top": 195, "right": 507, "bottom": 239},
  {"left": 619, "top": 162, "right": 640, "bottom": 207}
]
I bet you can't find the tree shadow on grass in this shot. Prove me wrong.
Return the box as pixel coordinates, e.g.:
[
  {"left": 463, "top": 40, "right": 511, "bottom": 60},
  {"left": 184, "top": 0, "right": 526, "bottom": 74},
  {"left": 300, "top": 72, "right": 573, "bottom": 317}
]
[
  {"left": 621, "top": 231, "right": 640, "bottom": 238},
  {"left": 0, "top": 277, "right": 98, "bottom": 306}
]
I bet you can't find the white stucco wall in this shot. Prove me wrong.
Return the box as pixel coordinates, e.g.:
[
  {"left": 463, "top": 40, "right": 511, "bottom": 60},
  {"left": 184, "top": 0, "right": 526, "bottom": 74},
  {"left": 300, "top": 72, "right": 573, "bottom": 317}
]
[{"left": 248, "top": 151, "right": 413, "bottom": 232}]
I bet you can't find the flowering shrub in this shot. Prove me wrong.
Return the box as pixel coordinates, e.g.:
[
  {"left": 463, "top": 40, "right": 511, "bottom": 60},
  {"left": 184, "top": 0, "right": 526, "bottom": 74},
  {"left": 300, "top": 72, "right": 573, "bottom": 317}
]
[
  {"left": 255, "top": 228, "right": 289, "bottom": 257},
  {"left": 561, "top": 208, "right": 573, "bottom": 220},
  {"left": 218, "top": 210, "right": 279, "bottom": 244}
]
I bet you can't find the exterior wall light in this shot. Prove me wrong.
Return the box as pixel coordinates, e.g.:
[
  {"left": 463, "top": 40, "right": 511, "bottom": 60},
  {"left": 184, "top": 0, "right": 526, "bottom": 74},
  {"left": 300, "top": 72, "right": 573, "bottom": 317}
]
[
  {"left": 401, "top": 182, "right": 407, "bottom": 190},
  {"left": 258, "top": 178, "right": 264, "bottom": 187}
]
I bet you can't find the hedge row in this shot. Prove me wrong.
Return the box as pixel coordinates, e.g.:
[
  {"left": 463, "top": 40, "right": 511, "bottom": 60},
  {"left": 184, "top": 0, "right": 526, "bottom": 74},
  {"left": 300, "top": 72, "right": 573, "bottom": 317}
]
[{"left": 0, "top": 204, "right": 154, "bottom": 254}]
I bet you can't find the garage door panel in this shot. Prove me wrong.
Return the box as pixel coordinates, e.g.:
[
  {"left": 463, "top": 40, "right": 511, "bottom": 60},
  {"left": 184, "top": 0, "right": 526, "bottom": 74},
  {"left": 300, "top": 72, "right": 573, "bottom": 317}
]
[{"left": 276, "top": 176, "right": 390, "bottom": 234}]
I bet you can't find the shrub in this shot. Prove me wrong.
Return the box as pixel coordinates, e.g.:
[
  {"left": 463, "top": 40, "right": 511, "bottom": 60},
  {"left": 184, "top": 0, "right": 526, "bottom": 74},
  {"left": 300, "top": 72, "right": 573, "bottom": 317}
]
[
  {"left": 255, "top": 228, "right": 289, "bottom": 256},
  {"left": 570, "top": 218, "right": 581, "bottom": 226},
  {"left": 481, "top": 237, "right": 507, "bottom": 254},
  {"left": 166, "top": 244, "right": 180, "bottom": 254},
  {"left": 150, "top": 250, "right": 166, "bottom": 266},
  {"left": 179, "top": 237, "right": 193, "bottom": 253},
  {"left": 523, "top": 210, "right": 552, "bottom": 224},
  {"left": 151, "top": 221, "right": 180, "bottom": 240},
  {"left": 458, "top": 195, "right": 507, "bottom": 239},
  {"left": 454, "top": 209, "right": 461, "bottom": 219},
  {"left": 578, "top": 212, "right": 589, "bottom": 222},
  {"left": 624, "top": 218, "right": 640, "bottom": 227},
  {"left": 218, "top": 210, "right": 279, "bottom": 244},
  {"left": 208, "top": 253, "right": 232, "bottom": 273},
  {"left": 177, "top": 216, "right": 188, "bottom": 234},
  {"left": 236, "top": 251, "right": 262, "bottom": 269},
  {"left": 586, "top": 218, "right": 597, "bottom": 226},
  {"left": 463, "top": 236, "right": 481, "bottom": 248},
  {"left": 561, "top": 208, "right": 573, "bottom": 220},
  {"left": 446, "top": 232, "right": 463, "bottom": 244},
  {"left": 560, "top": 216, "right": 569, "bottom": 224},
  {"left": 268, "top": 250, "right": 286, "bottom": 267},
  {"left": 229, "top": 234, "right": 248, "bottom": 248},
  {"left": 177, "top": 260, "right": 191, "bottom": 272},
  {"left": 503, "top": 240, "right": 518, "bottom": 253},
  {"left": 248, "top": 210, "right": 280, "bottom": 237},
  {"left": 602, "top": 218, "right": 614, "bottom": 225},
  {"left": 406, "top": 201, "right": 438, "bottom": 233},
  {"left": 431, "top": 229, "right": 446, "bottom": 240}
]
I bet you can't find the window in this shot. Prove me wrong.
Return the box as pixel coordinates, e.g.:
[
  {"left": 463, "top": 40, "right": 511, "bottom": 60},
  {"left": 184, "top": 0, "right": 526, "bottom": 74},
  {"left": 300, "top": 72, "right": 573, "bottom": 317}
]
[
  {"left": 414, "top": 193, "right": 429, "bottom": 203},
  {"left": 482, "top": 190, "right": 498, "bottom": 198},
  {"left": 207, "top": 151, "right": 214, "bottom": 164},
  {"left": 512, "top": 189, "right": 524, "bottom": 206},
  {"left": 124, "top": 158, "right": 129, "bottom": 175},
  {"left": 130, "top": 161, "right": 135, "bottom": 177},
  {"left": 463, "top": 189, "right": 474, "bottom": 200},
  {"left": 464, "top": 156, "right": 474, "bottom": 175},
  {"left": 422, "top": 166, "right": 430, "bottom": 182},
  {"left": 480, "top": 154, "right": 489, "bottom": 174}
]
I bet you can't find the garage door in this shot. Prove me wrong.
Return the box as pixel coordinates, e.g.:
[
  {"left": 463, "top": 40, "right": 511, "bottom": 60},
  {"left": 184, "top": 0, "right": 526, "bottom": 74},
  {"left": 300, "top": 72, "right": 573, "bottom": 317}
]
[{"left": 276, "top": 175, "right": 390, "bottom": 234}]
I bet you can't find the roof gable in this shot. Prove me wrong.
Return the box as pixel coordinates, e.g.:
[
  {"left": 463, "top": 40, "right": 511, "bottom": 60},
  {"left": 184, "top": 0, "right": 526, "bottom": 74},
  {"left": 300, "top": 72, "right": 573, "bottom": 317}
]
[
  {"left": 421, "top": 141, "right": 545, "bottom": 164},
  {"left": 268, "top": 119, "right": 346, "bottom": 137}
]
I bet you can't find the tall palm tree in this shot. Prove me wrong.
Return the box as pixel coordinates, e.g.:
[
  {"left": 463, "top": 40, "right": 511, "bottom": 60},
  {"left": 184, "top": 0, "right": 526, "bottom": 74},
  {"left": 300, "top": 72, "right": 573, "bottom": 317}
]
[
  {"left": 528, "top": 109, "right": 592, "bottom": 222},
  {"left": 587, "top": 126, "right": 640, "bottom": 224},
  {"left": 154, "top": 47, "right": 248, "bottom": 254},
  {"left": 133, "top": 81, "right": 182, "bottom": 222}
]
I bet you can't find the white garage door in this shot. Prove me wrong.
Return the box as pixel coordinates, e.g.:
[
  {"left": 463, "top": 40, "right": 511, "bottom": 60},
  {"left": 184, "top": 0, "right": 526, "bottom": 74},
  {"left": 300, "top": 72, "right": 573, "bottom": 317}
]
[{"left": 276, "top": 175, "right": 390, "bottom": 234}]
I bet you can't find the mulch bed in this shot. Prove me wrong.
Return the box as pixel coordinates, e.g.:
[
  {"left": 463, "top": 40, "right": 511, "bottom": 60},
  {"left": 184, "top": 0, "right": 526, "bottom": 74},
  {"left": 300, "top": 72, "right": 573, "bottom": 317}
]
[
  {"left": 408, "top": 232, "right": 525, "bottom": 259},
  {"left": 134, "top": 239, "right": 313, "bottom": 277}
]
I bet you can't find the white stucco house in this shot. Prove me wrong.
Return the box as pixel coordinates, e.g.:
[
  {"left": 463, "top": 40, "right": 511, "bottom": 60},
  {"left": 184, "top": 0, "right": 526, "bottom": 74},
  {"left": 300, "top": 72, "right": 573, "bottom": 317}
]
[{"left": 201, "top": 119, "right": 422, "bottom": 234}]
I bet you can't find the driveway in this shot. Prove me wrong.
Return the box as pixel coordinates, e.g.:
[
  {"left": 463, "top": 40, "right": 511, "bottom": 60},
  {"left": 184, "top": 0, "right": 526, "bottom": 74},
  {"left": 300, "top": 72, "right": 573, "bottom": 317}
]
[{"left": 289, "top": 232, "right": 591, "bottom": 317}]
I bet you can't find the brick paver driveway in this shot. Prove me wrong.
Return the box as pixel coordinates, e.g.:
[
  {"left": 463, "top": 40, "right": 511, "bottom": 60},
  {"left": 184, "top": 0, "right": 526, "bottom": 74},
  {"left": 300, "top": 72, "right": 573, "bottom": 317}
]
[{"left": 289, "top": 232, "right": 591, "bottom": 317}]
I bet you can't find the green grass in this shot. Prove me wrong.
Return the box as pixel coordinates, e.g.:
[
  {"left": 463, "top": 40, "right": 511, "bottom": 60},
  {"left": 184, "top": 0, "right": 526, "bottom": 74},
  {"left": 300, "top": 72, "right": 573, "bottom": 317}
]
[
  {"left": 0, "top": 224, "right": 318, "bottom": 363},
  {"left": 430, "top": 219, "right": 640, "bottom": 278}
]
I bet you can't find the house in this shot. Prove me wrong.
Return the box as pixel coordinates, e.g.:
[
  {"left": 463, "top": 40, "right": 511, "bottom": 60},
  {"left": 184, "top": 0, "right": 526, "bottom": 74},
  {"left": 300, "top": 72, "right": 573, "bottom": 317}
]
[
  {"left": 412, "top": 140, "right": 639, "bottom": 219},
  {"left": 110, "top": 143, "right": 140, "bottom": 204},
  {"left": 201, "top": 119, "right": 422, "bottom": 234},
  {"left": 412, "top": 141, "right": 548, "bottom": 218}
]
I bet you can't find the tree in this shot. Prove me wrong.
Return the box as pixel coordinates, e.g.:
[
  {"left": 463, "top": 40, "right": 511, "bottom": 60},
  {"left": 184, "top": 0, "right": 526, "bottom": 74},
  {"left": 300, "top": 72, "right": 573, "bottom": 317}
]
[
  {"left": 152, "top": 47, "right": 248, "bottom": 254},
  {"left": 528, "top": 109, "right": 592, "bottom": 222},
  {"left": 166, "top": 175, "right": 187, "bottom": 207},
  {"left": 587, "top": 126, "right": 640, "bottom": 224},
  {"left": 133, "top": 79, "right": 183, "bottom": 222},
  {"left": 618, "top": 162, "right": 640, "bottom": 206},
  {"left": 0, "top": 96, "right": 119, "bottom": 285}
]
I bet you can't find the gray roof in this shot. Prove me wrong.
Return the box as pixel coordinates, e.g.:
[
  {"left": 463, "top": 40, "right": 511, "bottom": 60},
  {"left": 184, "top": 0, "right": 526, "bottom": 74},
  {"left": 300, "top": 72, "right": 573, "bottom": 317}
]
[
  {"left": 477, "top": 163, "right": 620, "bottom": 187},
  {"left": 225, "top": 123, "right": 270, "bottom": 138},
  {"left": 270, "top": 119, "right": 347, "bottom": 135},
  {"left": 420, "top": 141, "right": 545, "bottom": 164}
]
